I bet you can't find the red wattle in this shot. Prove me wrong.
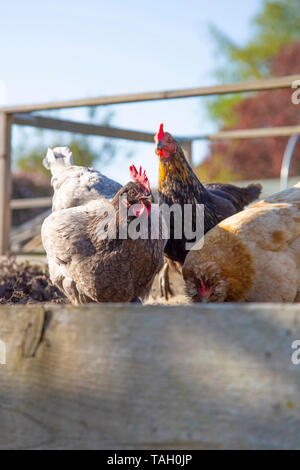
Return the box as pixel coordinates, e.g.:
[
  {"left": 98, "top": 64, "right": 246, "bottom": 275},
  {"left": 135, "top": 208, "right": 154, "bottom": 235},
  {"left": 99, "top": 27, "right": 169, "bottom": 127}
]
[
  {"left": 200, "top": 281, "right": 206, "bottom": 296},
  {"left": 132, "top": 203, "right": 146, "bottom": 218}
]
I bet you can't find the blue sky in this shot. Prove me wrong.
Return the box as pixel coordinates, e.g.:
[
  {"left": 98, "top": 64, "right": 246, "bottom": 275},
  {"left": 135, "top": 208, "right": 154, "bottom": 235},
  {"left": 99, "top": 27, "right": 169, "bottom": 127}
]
[{"left": 0, "top": 0, "right": 262, "bottom": 184}]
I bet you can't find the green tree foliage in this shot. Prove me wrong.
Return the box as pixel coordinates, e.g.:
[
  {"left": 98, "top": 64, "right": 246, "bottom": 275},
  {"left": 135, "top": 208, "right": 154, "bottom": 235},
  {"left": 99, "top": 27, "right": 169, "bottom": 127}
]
[
  {"left": 14, "top": 108, "right": 118, "bottom": 177},
  {"left": 195, "top": 152, "right": 239, "bottom": 183},
  {"left": 198, "top": 0, "right": 300, "bottom": 183},
  {"left": 199, "top": 40, "right": 300, "bottom": 182},
  {"left": 208, "top": 0, "right": 300, "bottom": 126},
  {"left": 12, "top": 108, "right": 126, "bottom": 226}
]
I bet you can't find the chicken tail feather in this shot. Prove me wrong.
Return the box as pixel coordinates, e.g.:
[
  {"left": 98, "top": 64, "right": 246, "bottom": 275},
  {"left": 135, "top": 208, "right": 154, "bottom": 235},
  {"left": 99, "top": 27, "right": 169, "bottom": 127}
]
[
  {"left": 243, "top": 183, "right": 263, "bottom": 205},
  {"left": 206, "top": 182, "right": 262, "bottom": 211},
  {"left": 228, "top": 182, "right": 262, "bottom": 210}
]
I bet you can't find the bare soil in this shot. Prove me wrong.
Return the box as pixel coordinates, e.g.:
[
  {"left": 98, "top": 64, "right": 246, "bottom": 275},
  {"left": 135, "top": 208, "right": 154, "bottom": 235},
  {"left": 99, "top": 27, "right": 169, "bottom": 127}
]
[
  {"left": 0, "top": 257, "right": 66, "bottom": 305},
  {"left": 0, "top": 256, "right": 188, "bottom": 305},
  {"left": 147, "top": 267, "right": 190, "bottom": 305}
]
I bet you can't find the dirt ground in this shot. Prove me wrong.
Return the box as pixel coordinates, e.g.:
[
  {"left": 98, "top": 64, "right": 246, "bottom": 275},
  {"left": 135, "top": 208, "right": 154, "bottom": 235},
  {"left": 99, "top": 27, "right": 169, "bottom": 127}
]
[
  {"left": 0, "top": 256, "right": 189, "bottom": 305},
  {"left": 0, "top": 257, "right": 65, "bottom": 304},
  {"left": 147, "top": 268, "right": 190, "bottom": 305}
]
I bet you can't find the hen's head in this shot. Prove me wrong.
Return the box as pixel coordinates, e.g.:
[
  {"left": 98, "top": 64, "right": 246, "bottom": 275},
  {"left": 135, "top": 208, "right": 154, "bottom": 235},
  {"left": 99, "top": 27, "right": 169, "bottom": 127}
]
[
  {"left": 154, "top": 123, "right": 178, "bottom": 161},
  {"left": 116, "top": 165, "right": 153, "bottom": 217},
  {"left": 183, "top": 262, "right": 229, "bottom": 303},
  {"left": 183, "top": 227, "right": 255, "bottom": 303}
]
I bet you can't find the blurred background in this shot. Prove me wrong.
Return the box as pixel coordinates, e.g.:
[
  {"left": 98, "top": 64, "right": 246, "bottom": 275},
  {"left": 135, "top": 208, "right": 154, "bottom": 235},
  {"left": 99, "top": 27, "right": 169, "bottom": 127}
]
[{"left": 1, "top": 0, "right": 300, "bottom": 229}]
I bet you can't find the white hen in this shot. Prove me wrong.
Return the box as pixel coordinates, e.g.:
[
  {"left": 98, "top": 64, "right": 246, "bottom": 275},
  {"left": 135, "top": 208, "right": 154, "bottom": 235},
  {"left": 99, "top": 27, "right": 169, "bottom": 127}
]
[{"left": 43, "top": 147, "right": 122, "bottom": 211}]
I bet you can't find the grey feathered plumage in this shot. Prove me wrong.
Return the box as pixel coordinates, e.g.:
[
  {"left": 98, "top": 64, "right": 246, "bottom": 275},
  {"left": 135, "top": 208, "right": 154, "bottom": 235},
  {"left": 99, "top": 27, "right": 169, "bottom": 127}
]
[
  {"left": 44, "top": 147, "right": 122, "bottom": 211},
  {"left": 41, "top": 148, "right": 167, "bottom": 304}
]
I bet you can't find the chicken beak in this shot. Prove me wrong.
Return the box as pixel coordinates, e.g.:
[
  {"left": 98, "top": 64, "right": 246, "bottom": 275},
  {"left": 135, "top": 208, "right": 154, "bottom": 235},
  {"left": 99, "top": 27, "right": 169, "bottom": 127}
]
[
  {"left": 140, "top": 193, "right": 154, "bottom": 204},
  {"left": 135, "top": 192, "right": 153, "bottom": 207}
]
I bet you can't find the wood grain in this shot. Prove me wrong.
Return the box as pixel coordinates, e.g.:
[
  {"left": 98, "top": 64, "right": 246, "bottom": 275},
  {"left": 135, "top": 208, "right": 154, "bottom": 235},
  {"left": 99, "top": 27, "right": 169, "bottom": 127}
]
[
  {"left": 0, "top": 303, "right": 300, "bottom": 449},
  {"left": 12, "top": 114, "right": 158, "bottom": 143}
]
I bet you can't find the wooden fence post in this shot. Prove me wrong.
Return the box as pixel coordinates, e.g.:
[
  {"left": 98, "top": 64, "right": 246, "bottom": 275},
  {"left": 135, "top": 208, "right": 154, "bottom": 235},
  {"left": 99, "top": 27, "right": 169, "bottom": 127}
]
[{"left": 0, "top": 113, "right": 11, "bottom": 254}]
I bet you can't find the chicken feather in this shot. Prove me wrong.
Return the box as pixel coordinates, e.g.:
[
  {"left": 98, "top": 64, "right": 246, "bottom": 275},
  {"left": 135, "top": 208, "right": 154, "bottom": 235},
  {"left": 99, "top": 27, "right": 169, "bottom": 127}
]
[
  {"left": 183, "top": 182, "right": 300, "bottom": 303},
  {"left": 42, "top": 150, "right": 167, "bottom": 304},
  {"left": 44, "top": 147, "right": 122, "bottom": 211}
]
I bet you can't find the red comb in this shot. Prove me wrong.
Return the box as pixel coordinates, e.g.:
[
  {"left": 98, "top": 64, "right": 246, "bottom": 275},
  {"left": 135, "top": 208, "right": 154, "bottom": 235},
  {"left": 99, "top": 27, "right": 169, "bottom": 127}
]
[
  {"left": 129, "top": 164, "right": 151, "bottom": 193},
  {"left": 157, "top": 123, "right": 164, "bottom": 140}
]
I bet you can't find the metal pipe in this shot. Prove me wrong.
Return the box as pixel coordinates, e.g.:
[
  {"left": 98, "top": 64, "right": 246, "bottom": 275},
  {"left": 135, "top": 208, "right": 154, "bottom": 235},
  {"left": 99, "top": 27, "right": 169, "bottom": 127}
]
[{"left": 280, "top": 135, "right": 299, "bottom": 191}]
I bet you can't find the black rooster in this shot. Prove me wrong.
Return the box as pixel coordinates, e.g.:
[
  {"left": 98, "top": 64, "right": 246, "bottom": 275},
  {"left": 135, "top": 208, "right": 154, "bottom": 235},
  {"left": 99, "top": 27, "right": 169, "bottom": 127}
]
[{"left": 155, "top": 123, "right": 262, "bottom": 299}]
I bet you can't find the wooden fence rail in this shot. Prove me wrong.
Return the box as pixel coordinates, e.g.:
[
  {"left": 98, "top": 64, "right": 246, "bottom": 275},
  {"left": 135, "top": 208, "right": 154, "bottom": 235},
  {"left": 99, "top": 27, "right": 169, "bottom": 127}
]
[
  {"left": 12, "top": 114, "right": 158, "bottom": 143},
  {"left": 1, "top": 74, "right": 299, "bottom": 113},
  {"left": 12, "top": 113, "right": 300, "bottom": 142},
  {"left": 192, "top": 124, "right": 300, "bottom": 141},
  {"left": 10, "top": 197, "right": 52, "bottom": 210}
]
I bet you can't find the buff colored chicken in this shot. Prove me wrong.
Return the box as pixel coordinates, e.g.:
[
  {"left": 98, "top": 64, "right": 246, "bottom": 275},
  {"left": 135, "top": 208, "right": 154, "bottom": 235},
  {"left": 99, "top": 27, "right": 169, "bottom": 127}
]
[{"left": 183, "top": 183, "right": 300, "bottom": 303}]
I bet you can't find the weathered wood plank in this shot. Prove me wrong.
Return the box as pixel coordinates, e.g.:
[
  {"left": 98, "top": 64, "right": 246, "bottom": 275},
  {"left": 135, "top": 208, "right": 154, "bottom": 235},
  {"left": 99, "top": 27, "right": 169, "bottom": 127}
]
[
  {"left": 12, "top": 114, "right": 300, "bottom": 145},
  {"left": 12, "top": 114, "right": 157, "bottom": 143},
  {"left": 188, "top": 125, "right": 300, "bottom": 141},
  {"left": 1, "top": 75, "right": 299, "bottom": 113},
  {"left": 0, "top": 303, "right": 300, "bottom": 449},
  {"left": 207, "top": 124, "right": 300, "bottom": 141}
]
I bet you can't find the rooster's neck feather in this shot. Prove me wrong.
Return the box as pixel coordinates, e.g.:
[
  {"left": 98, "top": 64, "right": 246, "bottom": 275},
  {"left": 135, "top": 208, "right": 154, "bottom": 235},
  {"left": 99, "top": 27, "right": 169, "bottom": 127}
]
[{"left": 158, "top": 147, "right": 207, "bottom": 204}]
